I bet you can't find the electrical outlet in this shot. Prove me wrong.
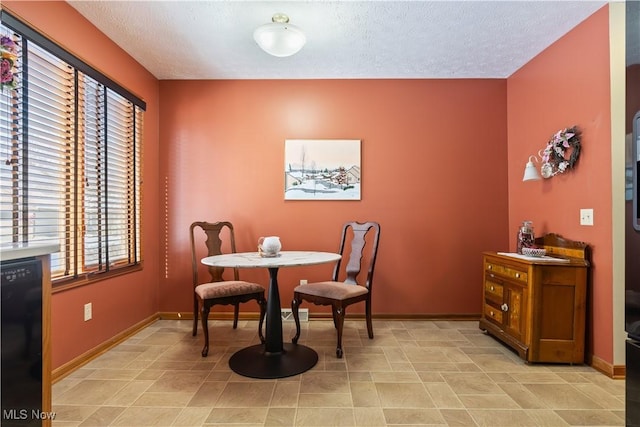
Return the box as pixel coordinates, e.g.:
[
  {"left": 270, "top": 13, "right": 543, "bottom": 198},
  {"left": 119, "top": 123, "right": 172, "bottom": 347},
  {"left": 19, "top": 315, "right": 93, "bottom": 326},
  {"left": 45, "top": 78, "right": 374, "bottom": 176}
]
[
  {"left": 580, "top": 209, "right": 594, "bottom": 226},
  {"left": 300, "top": 279, "right": 308, "bottom": 285},
  {"left": 84, "top": 303, "right": 92, "bottom": 321}
]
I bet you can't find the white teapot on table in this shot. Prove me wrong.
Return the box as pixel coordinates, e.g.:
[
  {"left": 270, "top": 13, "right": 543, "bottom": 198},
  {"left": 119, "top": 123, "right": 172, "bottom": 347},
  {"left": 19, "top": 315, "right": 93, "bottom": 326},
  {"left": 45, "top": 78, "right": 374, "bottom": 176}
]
[{"left": 258, "top": 236, "right": 281, "bottom": 257}]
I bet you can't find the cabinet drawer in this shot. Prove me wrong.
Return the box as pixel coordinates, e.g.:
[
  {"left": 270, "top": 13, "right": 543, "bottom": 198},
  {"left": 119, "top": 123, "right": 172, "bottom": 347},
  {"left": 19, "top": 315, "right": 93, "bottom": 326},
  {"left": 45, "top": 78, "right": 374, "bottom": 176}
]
[
  {"left": 485, "top": 261, "right": 528, "bottom": 283},
  {"left": 484, "top": 303, "right": 503, "bottom": 324},
  {"left": 484, "top": 280, "right": 503, "bottom": 302}
]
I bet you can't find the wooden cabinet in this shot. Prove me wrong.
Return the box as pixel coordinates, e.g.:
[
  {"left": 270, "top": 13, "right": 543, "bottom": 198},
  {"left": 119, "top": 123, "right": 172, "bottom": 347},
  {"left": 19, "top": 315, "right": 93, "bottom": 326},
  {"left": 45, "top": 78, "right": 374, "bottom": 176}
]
[{"left": 479, "top": 234, "right": 589, "bottom": 364}]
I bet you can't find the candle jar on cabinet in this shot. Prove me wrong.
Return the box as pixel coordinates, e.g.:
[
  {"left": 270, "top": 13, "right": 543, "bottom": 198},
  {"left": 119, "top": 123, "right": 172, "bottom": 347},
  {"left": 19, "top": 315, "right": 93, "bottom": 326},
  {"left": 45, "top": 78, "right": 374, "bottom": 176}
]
[{"left": 517, "top": 221, "right": 535, "bottom": 254}]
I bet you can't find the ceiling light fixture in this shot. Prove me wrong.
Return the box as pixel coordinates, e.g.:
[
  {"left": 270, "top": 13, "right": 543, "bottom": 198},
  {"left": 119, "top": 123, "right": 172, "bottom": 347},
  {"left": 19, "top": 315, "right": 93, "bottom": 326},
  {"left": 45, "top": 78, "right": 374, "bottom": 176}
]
[{"left": 253, "top": 13, "right": 306, "bottom": 57}]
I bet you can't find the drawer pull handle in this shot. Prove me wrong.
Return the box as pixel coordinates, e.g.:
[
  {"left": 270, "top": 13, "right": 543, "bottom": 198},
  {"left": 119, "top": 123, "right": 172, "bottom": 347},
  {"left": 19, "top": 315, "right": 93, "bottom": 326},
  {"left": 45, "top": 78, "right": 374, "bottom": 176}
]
[
  {"left": 490, "top": 311, "right": 495, "bottom": 317},
  {"left": 515, "top": 273, "right": 520, "bottom": 278},
  {"left": 488, "top": 265, "right": 492, "bottom": 270},
  {"left": 501, "top": 303, "right": 509, "bottom": 312},
  {"left": 490, "top": 273, "right": 495, "bottom": 278},
  {"left": 490, "top": 286, "right": 495, "bottom": 291}
]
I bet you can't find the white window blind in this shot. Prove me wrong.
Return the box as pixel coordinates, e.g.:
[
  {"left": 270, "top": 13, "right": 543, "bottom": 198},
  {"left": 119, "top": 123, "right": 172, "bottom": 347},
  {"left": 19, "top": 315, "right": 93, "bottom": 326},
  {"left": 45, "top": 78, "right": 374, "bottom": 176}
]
[
  {"left": 0, "top": 14, "right": 145, "bottom": 284},
  {"left": 24, "top": 42, "right": 75, "bottom": 277}
]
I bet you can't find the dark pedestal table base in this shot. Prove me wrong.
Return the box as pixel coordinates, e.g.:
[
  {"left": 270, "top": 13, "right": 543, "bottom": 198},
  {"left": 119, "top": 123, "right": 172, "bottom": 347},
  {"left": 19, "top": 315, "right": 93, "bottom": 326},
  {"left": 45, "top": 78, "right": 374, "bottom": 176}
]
[
  {"left": 201, "top": 255, "right": 340, "bottom": 379},
  {"left": 228, "top": 343, "right": 318, "bottom": 379}
]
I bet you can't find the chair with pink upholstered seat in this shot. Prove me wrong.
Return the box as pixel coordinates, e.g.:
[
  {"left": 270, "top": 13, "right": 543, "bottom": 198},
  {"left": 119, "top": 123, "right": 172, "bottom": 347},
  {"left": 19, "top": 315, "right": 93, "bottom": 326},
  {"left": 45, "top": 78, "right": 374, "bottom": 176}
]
[
  {"left": 190, "top": 221, "right": 266, "bottom": 357},
  {"left": 291, "top": 221, "right": 380, "bottom": 358}
]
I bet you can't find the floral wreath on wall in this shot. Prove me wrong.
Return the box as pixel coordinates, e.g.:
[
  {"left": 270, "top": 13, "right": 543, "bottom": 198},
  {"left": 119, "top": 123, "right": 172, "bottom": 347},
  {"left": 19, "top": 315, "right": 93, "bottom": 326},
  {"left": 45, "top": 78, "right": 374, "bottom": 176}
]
[
  {"left": 1, "top": 35, "right": 18, "bottom": 91},
  {"left": 540, "top": 126, "right": 581, "bottom": 178}
]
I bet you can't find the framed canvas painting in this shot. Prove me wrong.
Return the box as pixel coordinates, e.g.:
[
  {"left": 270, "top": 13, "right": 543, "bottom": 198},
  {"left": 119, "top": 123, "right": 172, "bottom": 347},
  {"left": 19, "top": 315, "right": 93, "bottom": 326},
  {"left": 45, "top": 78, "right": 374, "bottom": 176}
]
[{"left": 284, "top": 139, "right": 361, "bottom": 200}]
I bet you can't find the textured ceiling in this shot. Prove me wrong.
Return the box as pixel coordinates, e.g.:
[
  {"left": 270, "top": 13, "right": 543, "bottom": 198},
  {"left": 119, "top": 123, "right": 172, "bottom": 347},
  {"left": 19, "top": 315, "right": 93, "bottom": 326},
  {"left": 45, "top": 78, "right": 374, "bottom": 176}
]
[{"left": 67, "top": 1, "right": 607, "bottom": 80}]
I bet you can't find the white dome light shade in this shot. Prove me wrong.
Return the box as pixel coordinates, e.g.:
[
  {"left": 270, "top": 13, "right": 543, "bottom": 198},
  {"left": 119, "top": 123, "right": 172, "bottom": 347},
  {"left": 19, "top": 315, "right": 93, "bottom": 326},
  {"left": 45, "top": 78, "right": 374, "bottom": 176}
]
[{"left": 254, "top": 13, "right": 306, "bottom": 57}]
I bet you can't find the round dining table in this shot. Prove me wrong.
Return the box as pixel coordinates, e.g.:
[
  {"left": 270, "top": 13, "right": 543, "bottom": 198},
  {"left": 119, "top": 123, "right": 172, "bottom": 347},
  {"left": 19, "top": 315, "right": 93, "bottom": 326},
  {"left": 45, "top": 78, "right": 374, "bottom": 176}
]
[{"left": 201, "top": 250, "right": 341, "bottom": 379}]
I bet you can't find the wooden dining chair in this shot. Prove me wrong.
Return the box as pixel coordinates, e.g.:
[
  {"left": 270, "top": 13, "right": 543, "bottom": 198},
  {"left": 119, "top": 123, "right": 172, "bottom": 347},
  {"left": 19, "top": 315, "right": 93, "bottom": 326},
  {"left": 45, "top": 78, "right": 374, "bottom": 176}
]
[
  {"left": 190, "top": 221, "right": 266, "bottom": 357},
  {"left": 291, "top": 221, "right": 381, "bottom": 358}
]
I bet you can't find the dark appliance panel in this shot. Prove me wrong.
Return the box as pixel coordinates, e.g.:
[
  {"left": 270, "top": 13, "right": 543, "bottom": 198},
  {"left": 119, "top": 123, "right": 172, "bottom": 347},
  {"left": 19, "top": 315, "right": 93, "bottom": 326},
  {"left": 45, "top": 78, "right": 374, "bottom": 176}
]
[
  {"left": 628, "top": 111, "right": 640, "bottom": 341},
  {"left": 628, "top": 340, "right": 640, "bottom": 427},
  {"left": 628, "top": 2, "right": 640, "bottom": 426},
  {"left": 1, "top": 258, "right": 43, "bottom": 426}
]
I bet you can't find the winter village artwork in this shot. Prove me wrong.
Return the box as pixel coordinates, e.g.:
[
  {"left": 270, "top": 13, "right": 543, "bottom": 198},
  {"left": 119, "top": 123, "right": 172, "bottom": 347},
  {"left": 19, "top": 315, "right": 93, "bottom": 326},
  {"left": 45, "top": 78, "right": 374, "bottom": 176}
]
[{"left": 284, "top": 139, "right": 361, "bottom": 200}]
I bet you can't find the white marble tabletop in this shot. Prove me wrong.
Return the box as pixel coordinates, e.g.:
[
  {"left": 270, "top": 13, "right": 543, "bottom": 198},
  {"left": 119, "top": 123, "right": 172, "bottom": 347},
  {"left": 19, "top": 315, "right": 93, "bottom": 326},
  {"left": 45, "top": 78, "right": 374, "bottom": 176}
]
[
  {"left": 201, "top": 251, "right": 341, "bottom": 269},
  {"left": 496, "top": 252, "right": 570, "bottom": 263},
  {"left": 0, "top": 242, "right": 60, "bottom": 261}
]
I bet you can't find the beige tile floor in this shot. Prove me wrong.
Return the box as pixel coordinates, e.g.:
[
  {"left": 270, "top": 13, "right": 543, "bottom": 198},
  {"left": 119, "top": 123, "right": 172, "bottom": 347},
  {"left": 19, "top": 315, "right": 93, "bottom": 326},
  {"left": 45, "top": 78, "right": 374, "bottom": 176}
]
[{"left": 52, "top": 319, "right": 626, "bottom": 426}]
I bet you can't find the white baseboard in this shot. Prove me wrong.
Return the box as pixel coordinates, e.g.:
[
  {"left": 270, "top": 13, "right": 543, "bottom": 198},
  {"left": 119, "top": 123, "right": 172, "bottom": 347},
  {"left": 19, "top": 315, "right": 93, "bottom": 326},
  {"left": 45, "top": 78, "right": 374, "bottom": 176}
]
[{"left": 281, "top": 308, "right": 308, "bottom": 322}]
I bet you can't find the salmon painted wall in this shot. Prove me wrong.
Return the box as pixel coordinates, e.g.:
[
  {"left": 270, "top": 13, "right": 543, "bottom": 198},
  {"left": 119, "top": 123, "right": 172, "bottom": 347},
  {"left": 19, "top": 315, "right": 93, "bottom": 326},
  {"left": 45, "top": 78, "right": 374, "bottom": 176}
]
[
  {"left": 159, "top": 79, "right": 509, "bottom": 317},
  {"left": 507, "top": 7, "right": 613, "bottom": 362},
  {"left": 2, "top": 2, "right": 161, "bottom": 369}
]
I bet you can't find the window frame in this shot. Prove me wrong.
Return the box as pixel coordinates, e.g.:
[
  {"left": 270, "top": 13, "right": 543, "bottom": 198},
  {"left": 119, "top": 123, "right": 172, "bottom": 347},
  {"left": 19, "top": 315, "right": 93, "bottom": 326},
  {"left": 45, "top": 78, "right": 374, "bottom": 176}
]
[{"left": 1, "top": 10, "right": 146, "bottom": 290}]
